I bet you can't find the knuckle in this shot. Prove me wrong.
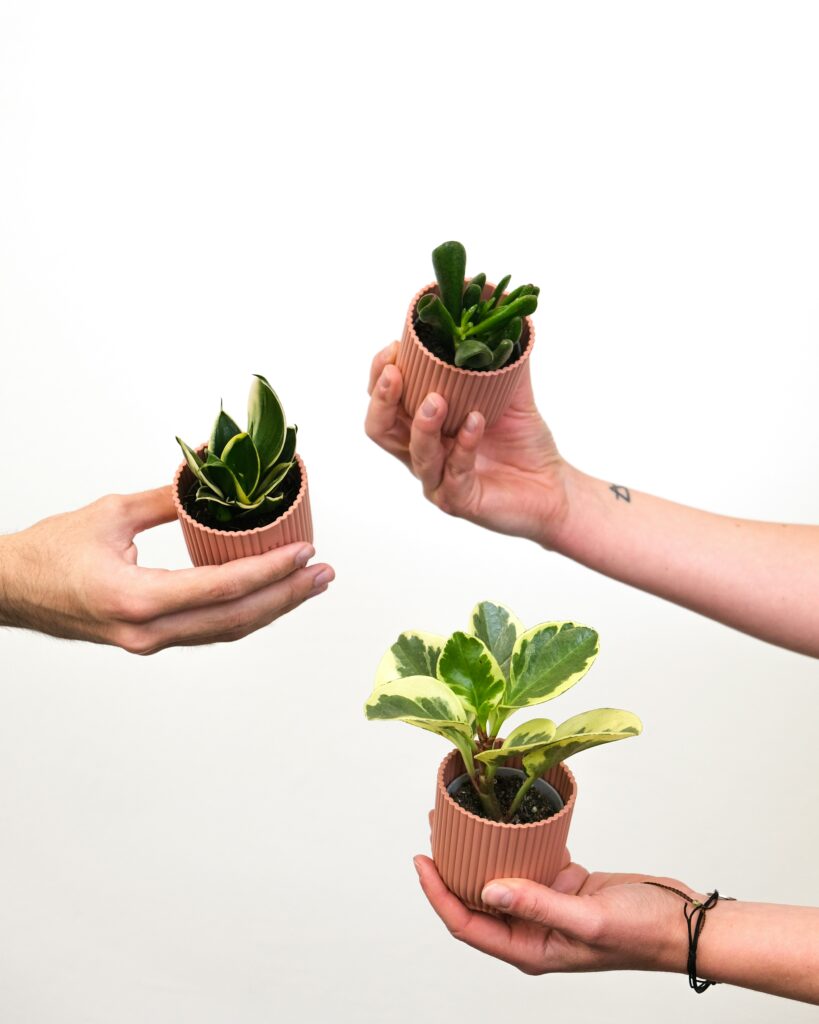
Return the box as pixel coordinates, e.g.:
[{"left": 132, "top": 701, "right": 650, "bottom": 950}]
[
  {"left": 114, "top": 625, "right": 157, "bottom": 656},
  {"left": 97, "top": 493, "right": 129, "bottom": 517},
  {"left": 206, "top": 573, "right": 244, "bottom": 604},
  {"left": 579, "top": 905, "right": 606, "bottom": 945}
]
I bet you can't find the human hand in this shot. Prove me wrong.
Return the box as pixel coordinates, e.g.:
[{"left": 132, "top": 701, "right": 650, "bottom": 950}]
[
  {"left": 365, "top": 342, "right": 570, "bottom": 546},
  {"left": 0, "top": 487, "right": 334, "bottom": 654},
  {"left": 414, "top": 853, "right": 697, "bottom": 976}
]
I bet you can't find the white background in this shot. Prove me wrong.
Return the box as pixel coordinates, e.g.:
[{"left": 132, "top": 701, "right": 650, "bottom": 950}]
[{"left": 1, "top": 2, "right": 818, "bottom": 1021}]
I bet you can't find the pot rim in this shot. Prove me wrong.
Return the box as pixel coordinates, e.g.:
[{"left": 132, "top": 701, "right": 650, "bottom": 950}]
[
  {"left": 437, "top": 747, "right": 577, "bottom": 832},
  {"left": 172, "top": 447, "right": 309, "bottom": 540},
  {"left": 405, "top": 281, "right": 535, "bottom": 381}
]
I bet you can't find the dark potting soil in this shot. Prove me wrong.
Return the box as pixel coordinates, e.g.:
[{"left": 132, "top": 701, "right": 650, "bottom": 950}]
[
  {"left": 413, "top": 314, "right": 526, "bottom": 369},
  {"left": 452, "top": 775, "right": 558, "bottom": 825},
  {"left": 181, "top": 461, "right": 302, "bottom": 532}
]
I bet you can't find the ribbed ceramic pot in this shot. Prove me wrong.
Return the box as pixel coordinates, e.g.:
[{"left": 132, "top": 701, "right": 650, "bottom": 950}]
[
  {"left": 397, "top": 282, "right": 535, "bottom": 437},
  {"left": 172, "top": 449, "right": 313, "bottom": 567},
  {"left": 431, "top": 748, "right": 577, "bottom": 912}
]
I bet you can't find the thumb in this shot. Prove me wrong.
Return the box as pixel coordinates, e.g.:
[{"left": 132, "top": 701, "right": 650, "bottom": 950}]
[{"left": 481, "top": 879, "right": 602, "bottom": 943}]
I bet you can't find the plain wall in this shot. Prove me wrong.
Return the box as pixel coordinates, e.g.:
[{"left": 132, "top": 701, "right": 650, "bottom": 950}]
[{"left": 1, "top": 2, "right": 817, "bottom": 1021}]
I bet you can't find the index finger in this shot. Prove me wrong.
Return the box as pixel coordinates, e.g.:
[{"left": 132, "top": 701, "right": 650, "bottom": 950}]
[
  {"left": 124, "top": 542, "right": 316, "bottom": 619},
  {"left": 368, "top": 341, "right": 399, "bottom": 395}
]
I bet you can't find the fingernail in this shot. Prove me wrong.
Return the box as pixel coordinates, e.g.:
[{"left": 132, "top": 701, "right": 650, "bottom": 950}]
[
  {"left": 421, "top": 396, "right": 439, "bottom": 418},
  {"left": 482, "top": 883, "right": 513, "bottom": 909},
  {"left": 413, "top": 857, "right": 422, "bottom": 877},
  {"left": 294, "top": 544, "right": 314, "bottom": 568},
  {"left": 379, "top": 368, "right": 391, "bottom": 393},
  {"left": 312, "top": 567, "right": 334, "bottom": 588},
  {"left": 464, "top": 412, "right": 480, "bottom": 434}
]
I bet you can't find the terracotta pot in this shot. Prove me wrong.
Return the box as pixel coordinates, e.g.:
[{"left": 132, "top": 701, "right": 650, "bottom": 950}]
[
  {"left": 172, "top": 449, "right": 313, "bottom": 567},
  {"left": 397, "top": 282, "right": 535, "bottom": 437},
  {"left": 431, "top": 748, "right": 577, "bottom": 912}
]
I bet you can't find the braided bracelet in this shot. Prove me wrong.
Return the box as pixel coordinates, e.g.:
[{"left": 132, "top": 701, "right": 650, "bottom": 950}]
[{"left": 643, "top": 881, "right": 736, "bottom": 993}]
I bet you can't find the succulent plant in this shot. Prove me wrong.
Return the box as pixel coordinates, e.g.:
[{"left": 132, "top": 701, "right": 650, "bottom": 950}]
[
  {"left": 365, "top": 601, "right": 641, "bottom": 823},
  {"left": 176, "top": 375, "right": 297, "bottom": 524},
  {"left": 416, "top": 241, "right": 539, "bottom": 371}
]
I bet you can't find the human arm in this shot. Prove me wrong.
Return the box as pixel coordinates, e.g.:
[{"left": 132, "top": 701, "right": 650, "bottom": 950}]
[
  {"left": 0, "top": 487, "right": 334, "bottom": 654},
  {"left": 365, "top": 342, "right": 819, "bottom": 657},
  {"left": 414, "top": 855, "right": 819, "bottom": 1004}
]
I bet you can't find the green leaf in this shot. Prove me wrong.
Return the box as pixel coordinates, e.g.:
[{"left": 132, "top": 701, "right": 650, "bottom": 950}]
[
  {"left": 469, "top": 601, "right": 523, "bottom": 679},
  {"left": 194, "top": 486, "right": 233, "bottom": 507},
  {"left": 467, "top": 294, "right": 537, "bottom": 340},
  {"left": 375, "top": 631, "right": 445, "bottom": 686},
  {"left": 437, "top": 632, "right": 505, "bottom": 726},
  {"left": 454, "top": 339, "right": 493, "bottom": 368},
  {"left": 221, "top": 432, "right": 261, "bottom": 497},
  {"left": 209, "top": 406, "right": 242, "bottom": 460},
  {"left": 364, "top": 675, "right": 472, "bottom": 739},
  {"left": 177, "top": 437, "right": 225, "bottom": 498},
  {"left": 504, "top": 621, "right": 600, "bottom": 710},
  {"left": 503, "top": 316, "right": 523, "bottom": 344},
  {"left": 475, "top": 717, "right": 557, "bottom": 765},
  {"left": 489, "top": 274, "right": 511, "bottom": 306},
  {"left": 257, "top": 460, "right": 292, "bottom": 500},
  {"left": 490, "top": 339, "right": 514, "bottom": 369},
  {"left": 202, "top": 455, "right": 251, "bottom": 504},
  {"left": 247, "top": 374, "right": 286, "bottom": 470},
  {"left": 417, "top": 293, "right": 459, "bottom": 339},
  {"left": 521, "top": 708, "right": 642, "bottom": 779},
  {"left": 431, "top": 240, "right": 467, "bottom": 322},
  {"left": 279, "top": 425, "right": 298, "bottom": 465}
]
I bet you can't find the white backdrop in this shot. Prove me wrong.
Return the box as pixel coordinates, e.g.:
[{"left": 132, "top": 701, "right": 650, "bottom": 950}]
[{"left": 1, "top": 2, "right": 818, "bottom": 1021}]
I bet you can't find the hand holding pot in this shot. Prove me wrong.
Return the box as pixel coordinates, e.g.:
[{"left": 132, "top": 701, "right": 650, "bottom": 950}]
[
  {"left": 365, "top": 342, "right": 570, "bottom": 546},
  {"left": 0, "top": 486, "right": 334, "bottom": 654}
]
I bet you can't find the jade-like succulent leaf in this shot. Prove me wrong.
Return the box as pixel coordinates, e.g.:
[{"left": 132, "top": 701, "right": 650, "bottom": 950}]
[
  {"left": 467, "top": 294, "right": 537, "bottom": 339},
  {"left": 490, "top": 339, "right": 514, "bottom": 369},
  {"left": 437, "top": 632, "right": 505, "bottom": 725},
  {"left": 417, "top": 293, "right": 458, "bottom": 338},
  {"left": 209, "top": 406, "right": 242, "bottom": 460},
  {"left": 221, "top": 432, "right": 261, "bottom": 497},
  {"left": 375, "top": 631, "right": 445, "bottom": 686},
  {"left": 490, "top": 274, "right": 511, "bottom": 305},
  {"left": 474, "top": 717, "right": 557, "bottom": 765},
  {"left": 469, "top": 601, "right": 523, "bottom": 679},
  {"left": 454, "top": 339, "right": 493, "bottom": 368},
  {"left": 364, "top": 675, "right": 472, "bottom": 738},
  {"left": 202, "top": 456, "right": 251, "bottom": 505},
  {"left": 521, "top": 708, "right": 643, "bottom": 779},
  {"left": 431, "top": 240, "right": 467, "bottom": 322},
  {"left": 247, "top": 374, "right": 286, "bottom": 470},
  {"left": 504, "top": 622, "right": 599, "bottom": 710}
]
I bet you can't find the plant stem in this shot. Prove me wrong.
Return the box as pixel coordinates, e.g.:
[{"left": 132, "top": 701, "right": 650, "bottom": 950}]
[{"left": 504, "top": 773, "right": 537, "bottom": 823}]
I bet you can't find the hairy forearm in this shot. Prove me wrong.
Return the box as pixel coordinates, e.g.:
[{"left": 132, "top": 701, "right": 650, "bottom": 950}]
[
  {"left": 549, "top": 466, "right": 819, "bottom": 657},
  {"left": 0, "top": 534, "right": 23, "bottom": 628}
]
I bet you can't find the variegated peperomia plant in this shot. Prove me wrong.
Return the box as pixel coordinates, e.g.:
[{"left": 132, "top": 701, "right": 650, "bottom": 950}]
[
  {"left": 176, "top": 374, "right": 298, "bottom": 524},
  {"left": 365, "top": 601, "right": 642, "bottom": 823},
  {"left": 416, "top": 241, "right": 539, "bottom": 370}
]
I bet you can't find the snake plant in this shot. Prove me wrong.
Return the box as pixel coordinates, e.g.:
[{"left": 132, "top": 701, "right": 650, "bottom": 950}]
[
  {"left": 416, "top": 241, "right": 539, "bottom": 370},
  {"left": 176, "top": 374, "right": 297, "bottom": 524},
  {"left": 365, "top": 601, "right": 641, "bottom": 823}
]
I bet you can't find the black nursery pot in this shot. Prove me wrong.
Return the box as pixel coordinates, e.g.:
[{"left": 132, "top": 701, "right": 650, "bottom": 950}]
[{"left": 447, "top": 766, "right": 564, "bottom": 824}]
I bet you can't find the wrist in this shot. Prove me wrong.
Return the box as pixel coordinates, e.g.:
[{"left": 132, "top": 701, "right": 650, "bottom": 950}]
[{"left": 534, "top": 462, "right": 587, "bottom": 554}]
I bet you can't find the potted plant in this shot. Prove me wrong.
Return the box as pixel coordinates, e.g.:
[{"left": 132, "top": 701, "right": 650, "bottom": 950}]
[
  {"left": 397, "top": 241, "right": 539, "bottom": 435},
  {"left": 173, "top": 374, "right": 313, "bottom": 566},
  {"left": 365, "top": 601, "right": 641, "bottom": 911}
]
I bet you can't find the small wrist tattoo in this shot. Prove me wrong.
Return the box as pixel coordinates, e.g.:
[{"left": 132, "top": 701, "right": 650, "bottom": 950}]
[{"left": 609, "top": 484, "right": 631, "bottom": 503}]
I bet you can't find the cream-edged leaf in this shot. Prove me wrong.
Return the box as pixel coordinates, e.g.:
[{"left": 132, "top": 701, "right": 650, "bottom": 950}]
[
  {"left": 504, "top": 621, "right": 599, "bottom": 709},
  {"left": 521, "top": 708, "right": 642, "bottom": 778},
  {"left": 364, "top": 676, "right": 472, "bottom": 737},
  {"left": 474, "top": 717, "right": 557, "bottom": 765},
  {"left": 375, "top": 631, "right": 446, "bottom": 685},
  {"left": 469, "top": 601, "right": 523, "bottom": 678}
]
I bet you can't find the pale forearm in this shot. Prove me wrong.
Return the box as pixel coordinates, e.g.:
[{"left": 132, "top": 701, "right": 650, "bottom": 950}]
[
  {"left": 693, "top": 899, "right": 819, "bottom": 1003},
  {"left": 550, "top": 466, "right": 819, "bottom": 657}
]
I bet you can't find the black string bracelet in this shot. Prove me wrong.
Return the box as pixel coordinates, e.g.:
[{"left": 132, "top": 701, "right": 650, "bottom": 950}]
[{"left": 642, "top": 882, "right": 736, "bottom": 993}]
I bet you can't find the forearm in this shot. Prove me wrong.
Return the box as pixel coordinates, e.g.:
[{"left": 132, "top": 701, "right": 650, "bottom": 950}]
[
  {"left": 685, "top": 899, "right": 819, "bottom": 1003},
  {"left": 0, "top": 534, "right": 24, "bottom": 628},
  {"left": 550, "top": 466, "right": 819, "bottom": 657}
]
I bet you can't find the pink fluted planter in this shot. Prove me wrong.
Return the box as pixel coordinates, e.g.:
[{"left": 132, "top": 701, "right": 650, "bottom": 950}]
[
  {"left": 172, "top": 450, "right": 313, "bottom": 567},
  {"left": 398, "top": 282, "right": 535, "bottom": 437},
  {"left": 431, "top": 749, "right": 577, "bottom": 912}
]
